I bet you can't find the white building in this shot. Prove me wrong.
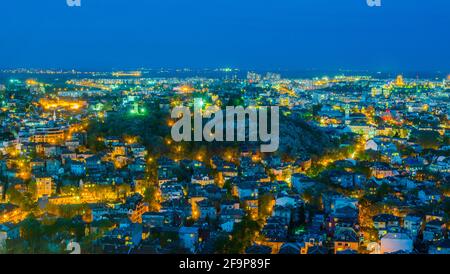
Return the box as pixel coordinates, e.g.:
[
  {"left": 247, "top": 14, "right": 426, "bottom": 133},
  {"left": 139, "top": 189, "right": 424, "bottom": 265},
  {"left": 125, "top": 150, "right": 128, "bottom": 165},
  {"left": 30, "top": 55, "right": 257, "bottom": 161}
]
[
  {"left": 381, "top": 233, "right": 413, "bottom": 254},
  {"left": 365, "top": 139, "right": 378, "bottom": 151}
]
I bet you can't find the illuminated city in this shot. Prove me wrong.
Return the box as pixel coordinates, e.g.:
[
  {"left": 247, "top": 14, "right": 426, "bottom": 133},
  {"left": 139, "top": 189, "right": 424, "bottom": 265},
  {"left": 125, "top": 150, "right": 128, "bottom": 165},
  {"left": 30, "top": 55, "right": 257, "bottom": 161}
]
[
  {"left": 1, "top": 69, "right": 449, "bottom": 254},
  {"left": 0, "top": 0, "right": 449, "bottom": 258}
]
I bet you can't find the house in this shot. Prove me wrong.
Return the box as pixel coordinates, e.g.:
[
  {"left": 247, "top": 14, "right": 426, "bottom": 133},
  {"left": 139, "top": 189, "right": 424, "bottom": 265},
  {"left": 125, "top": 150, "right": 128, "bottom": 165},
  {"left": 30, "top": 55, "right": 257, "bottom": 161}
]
[
  {"left": 88, "top": 203, "right": 111, "bottom": 222},
  {"left": 403, "top": 157, "right": 427, "bottom": 172},
  {"left": 131, "top": 174, "right": 146, "bottom": 192},
  {"left": 336, "top": 249, "right": 358, "bottom": 254},
  {"left": 261, "top": 181, "right": 289, "bottom": 193},
  {"left": 429, "top": 239, "right": 450, "bottom": 254},
  {"left": 220, "top": 200, "right": 240, "bottom": 211},
  {"left": 45, "top": 159, "right": 61, "bottom": 175},
  {"left": 370, "top": 162, "right": 397, "bottom": 179},
  {"left": 364, "top": 179, "right": 379, "bottom": 196},
  {"left": 104, "top": 136, "right": 121, "bottom": 146},
  {"left": 217, "top": 166, "right": 239, "bottom": 183},
  {"left": 380, "top": 233, "right": 413, "bottom": 254},
  {"left": 418, "top": 189, "right": 442, "bottom": 204},
  {"left": 423, "top": 220, "right": 446, "bottom": 242},
  {"left": 242, "top": 197, "right": 259, "bottom": 219},
  {"left": 220, "top": 208, "right": 245, "bottom": 224},
  {"left": 120, "top": 194, "right": 149, "bottom": 224},
  {"left": 191, "top": 174, "right": 214, "bottom": 186},
  {"left": 213, "top": 159, "right": 238, "bottom": 183},
  {"left": 204, "top": 184, "right": 225, "bottom": 201},
  {"left": 307, "top": 245, "right": 329, "bottom": 254},
  {"left": 39, "top": 144, "right": 62, "bottom": 158},
  {"left": 129, "top": 144, "right": 147, "bottom": 158},
  {"left": 331, "top": 196, "right": 358, "bottom": 213},
  {"left": 329, "top": 170, "right": 356, "bottom": 189},
  {"left": 85, "top": 155, "right": 105, "bottom": 174},
  {"left": 240, "top": 159, "right": 265, "bottom": 178},
  {"left": 179, "top": 226, "right": 199, "bottom": 253},
  {"left": 160, "top": 183, "right": 184, "bottom": 201},
  {"left": 112, "top": 143, "right": 127, "bottom": 156},
  {"left": 235, "top": 182, "right": 259, "bottom": 200},
  {"left": 142, "top": 212, "right": 166, "bottom": 228},
  {"left": 99, "top": 222, "right": 143, "bottom": 251},
  {"left": 278, "top": 242, "right": 303, "bottom": 254},
  {"left": 30, "top": 158, "right": 46, "bottom": 172},
  {"left": 219, "top": 221, "right": 234, "bottom": 232},
  {"left": 33, "top": 173, "right": 55, "bottom": 199},
  {"left": 197, "top": 199, "right": 217, "bottom": 220},
  {"left": 272, "top": 205, "right": 292, "bottom": 225},
  {"left": 291, "top": 173, "right": 315, "bottom": 194},
  {"left": 329, "top": 205, "right": 359, "bottom": 231},
  {"left": 260, "top": 217, "right": 289, "bottom": 253},
  {"left": 69, "top": 159, "right": 86, "bottom": 176},
  {"left": 275, "top": 195, "right": 303, "bottom": 208},
  {"left": 425, "top": 212, "right": 444, "bottom": 223},
  {"left": 373, "top": 214, "right": 400, "bottom": 238},
  {"left": 0, "top": 222, "right": 20, "bottom": 247},
  {"left": 309, "top": 214, "right": 325, "bottom": 232},
  {"left": 348, "top": 121, "right": 374, "bottom": 137},
  {"left": 128, "top": 158, "right": 146, "bottom": 173},
  {"left": 333, "top": 227, "right": 359, "bottom": 254},
  {"left": 322, "top": 193, "right": 358, "bottom": 214},
  {"left": 245, "top": 244, "right": 272, "bottom": 254},
  {"left": 403, "top": 214, "right": 422, "bottom": 240},
  {"left": 365, "top": 139, "right": 378, "bottom": 151},
  {"left": 429, "top": 156, "right": 450, "bottom": 173},
  {"left": 299, "top": 232, "right": 326, "bottom": 253},
  {"left": 268, "top": 162, "right": 292, "bottom": 181},
  {"left": 65, "top": 139, "right": 80, "bottom": 152},
  {"left": 292, "top": 156, "right": 312, "bottom": 173},
  {"left": 157, "top": 157, "right": 178, "bottom": 185}
]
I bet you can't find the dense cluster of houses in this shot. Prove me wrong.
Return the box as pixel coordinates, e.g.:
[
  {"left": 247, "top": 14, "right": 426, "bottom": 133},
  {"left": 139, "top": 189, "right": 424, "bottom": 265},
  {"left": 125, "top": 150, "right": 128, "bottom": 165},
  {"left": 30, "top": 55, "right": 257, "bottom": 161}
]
[{"left": 0, "top": 73, "right": 449, "bottom": 254}]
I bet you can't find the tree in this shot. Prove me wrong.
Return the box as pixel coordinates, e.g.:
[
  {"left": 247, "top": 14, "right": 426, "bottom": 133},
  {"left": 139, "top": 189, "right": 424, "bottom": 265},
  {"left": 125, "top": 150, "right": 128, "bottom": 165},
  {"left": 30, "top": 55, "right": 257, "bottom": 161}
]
[
  {"left": 6, "top": 187, "right": 37, "bottom": 212},
  {"left": 215, "top": 216, "right": 261, "bottom": 254},
  {"left": 375, "top": 183, "right": 393, "bottom": 200},
  {"left": 412, "top": 130, "right": 441, "bottom": 149},
  {"left": 297, "top": 204, "right": 306, "bottom": 225},
  {"left": 258, "top": 193, "right": 274, "bottom": 220},
  {"left": 143, "top": 185, "right": 161, "bottom": 212},
  {"left": 279, "top": 114, "right": 335, "bottom": 157},
  {"left": 20, "top": 215, "right": 44, "bottom": 252}
]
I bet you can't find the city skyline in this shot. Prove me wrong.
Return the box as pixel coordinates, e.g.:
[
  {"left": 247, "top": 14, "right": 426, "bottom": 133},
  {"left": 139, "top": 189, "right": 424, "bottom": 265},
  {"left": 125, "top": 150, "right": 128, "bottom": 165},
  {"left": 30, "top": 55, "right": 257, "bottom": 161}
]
[
  {"left": 1, "top": 0, "right": 449, "bottom": 258},
  {"left": 0, "top": 68, "right": 448, "bottom": 81}
]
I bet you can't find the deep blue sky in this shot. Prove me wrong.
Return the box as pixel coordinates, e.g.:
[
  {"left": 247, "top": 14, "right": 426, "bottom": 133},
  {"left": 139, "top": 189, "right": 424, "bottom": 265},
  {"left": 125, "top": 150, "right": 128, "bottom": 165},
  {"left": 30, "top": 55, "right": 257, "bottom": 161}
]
[{"left": 0, "top": 0, "right": 449, "bottom": 72}]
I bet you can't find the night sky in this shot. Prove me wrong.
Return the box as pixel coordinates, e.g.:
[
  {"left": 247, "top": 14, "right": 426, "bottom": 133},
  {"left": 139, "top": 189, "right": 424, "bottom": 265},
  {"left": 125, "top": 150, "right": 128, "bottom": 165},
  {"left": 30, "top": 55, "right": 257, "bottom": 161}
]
[{"left": 0, "top": 0, "right": 449, "bottom": 72}]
